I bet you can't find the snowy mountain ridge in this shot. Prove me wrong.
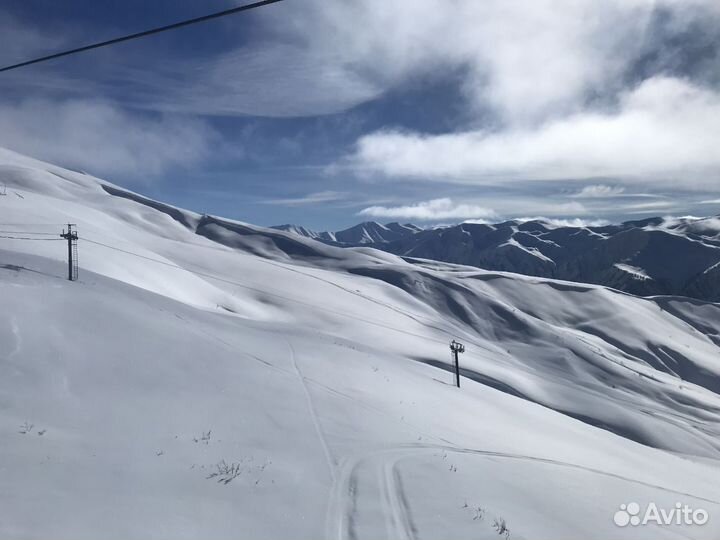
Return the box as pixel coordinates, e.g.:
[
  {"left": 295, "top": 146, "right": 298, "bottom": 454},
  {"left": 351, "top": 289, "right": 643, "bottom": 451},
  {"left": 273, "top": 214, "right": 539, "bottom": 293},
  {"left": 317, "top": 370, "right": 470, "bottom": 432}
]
[
  {"left": 279, "top": 217, "right": 720, "bottom": 301},
  {"left": 1, "top": 146, "right": 720, "bottom": 540},
  {"left": 272, "top": 221, "right": 422, "bottom": 245}
]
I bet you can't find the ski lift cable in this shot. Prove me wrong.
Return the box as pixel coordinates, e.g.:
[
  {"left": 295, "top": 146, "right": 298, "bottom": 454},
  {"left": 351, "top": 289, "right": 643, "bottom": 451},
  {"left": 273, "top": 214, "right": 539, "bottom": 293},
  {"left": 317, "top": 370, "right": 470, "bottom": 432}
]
[{"left": 0, "top": 0, "right": 286, "bottom": 74}]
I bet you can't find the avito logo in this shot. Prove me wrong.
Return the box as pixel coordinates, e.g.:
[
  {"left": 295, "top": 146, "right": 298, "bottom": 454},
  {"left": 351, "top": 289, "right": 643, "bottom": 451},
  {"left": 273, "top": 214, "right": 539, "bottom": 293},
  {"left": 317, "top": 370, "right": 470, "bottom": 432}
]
[{"left": 614, "top": 502, "right": 709, "bottom": 528}]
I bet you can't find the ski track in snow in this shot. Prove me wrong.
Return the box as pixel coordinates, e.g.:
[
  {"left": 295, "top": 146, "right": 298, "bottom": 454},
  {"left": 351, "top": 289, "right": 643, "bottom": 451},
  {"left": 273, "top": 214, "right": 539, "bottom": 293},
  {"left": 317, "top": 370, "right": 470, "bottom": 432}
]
[
  {"left": 170, "top": 315, "right": 341, "bottom": 486},
  {"left": 286, "top": 338, "right": 337, "bottom": 483},
  {"left": 326, "top": 444, "right": 720, "bottom": 540},
  {"left": 381, "top": 459, "right": 417, "bottom": 540},
  {"left": 0, "top": 316, "right": 22, "bottom": 362},
  {"left": 9, "top": 316, "right": 21, "bottom": 360}
]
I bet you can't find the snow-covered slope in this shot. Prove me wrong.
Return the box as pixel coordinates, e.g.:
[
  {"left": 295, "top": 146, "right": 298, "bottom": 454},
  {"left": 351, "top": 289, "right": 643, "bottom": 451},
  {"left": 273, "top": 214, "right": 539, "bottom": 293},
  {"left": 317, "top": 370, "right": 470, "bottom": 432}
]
[{"left": 2, "top": 147, "right": 720, "bottom": 540}]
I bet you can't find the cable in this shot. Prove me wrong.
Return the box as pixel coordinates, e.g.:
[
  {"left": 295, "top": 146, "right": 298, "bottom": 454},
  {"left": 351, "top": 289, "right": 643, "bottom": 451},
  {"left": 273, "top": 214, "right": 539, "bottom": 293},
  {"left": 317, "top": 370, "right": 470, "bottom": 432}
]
[
  {"left": 0, "top": 231, "right": 58, "bottom": 236},
  {"left": 0, "top": 235, "right": 63, "bottom": 241},
  {"left": 0, "top": 0, "right": 285, "bottom": 73},
  {"left": 0, "top": 223, "right": 66, "bottom": 226}
]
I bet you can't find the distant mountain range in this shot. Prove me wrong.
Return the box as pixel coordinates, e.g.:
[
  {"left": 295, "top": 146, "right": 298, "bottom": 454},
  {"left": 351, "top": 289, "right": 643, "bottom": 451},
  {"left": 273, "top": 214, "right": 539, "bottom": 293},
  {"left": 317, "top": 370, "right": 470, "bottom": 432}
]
[
  {"left": 273, "top": 217, "right": 720, "bottom": 301},
  {"left": 272, "top": 221, "right": 421, "bottom": 244}
]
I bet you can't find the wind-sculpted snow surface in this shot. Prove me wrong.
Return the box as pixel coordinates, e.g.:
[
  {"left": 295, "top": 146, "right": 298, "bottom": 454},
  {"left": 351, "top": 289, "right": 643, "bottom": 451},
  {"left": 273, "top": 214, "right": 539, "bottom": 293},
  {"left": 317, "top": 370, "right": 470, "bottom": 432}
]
[{"left": 1, "top": 147, "right": 720, "bottom": 540}]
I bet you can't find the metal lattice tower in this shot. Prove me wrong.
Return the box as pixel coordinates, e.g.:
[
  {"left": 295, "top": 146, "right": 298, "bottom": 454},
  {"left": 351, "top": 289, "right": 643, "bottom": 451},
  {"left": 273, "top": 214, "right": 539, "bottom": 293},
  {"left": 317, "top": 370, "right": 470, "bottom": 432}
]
[
  {"left": 60, "top": 224, "right": 79, "bottom": 281},
  {"left": 450, "top": 340, "right": 465, "bottom": 388}
]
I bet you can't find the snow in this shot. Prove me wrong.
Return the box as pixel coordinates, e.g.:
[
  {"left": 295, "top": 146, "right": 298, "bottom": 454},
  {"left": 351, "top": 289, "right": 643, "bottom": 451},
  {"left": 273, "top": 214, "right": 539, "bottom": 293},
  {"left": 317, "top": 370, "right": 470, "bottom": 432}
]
[
  {"left": 643, "top": 216, "right": 720, "bottom": 243},
  {"left": 499, "top": 236, "right": 556, "bottom": 264},
  {"left": 1, "top": 147, "right": 720, "bottom": 540},
  {"left": 614, "top": 263, "right": 652, "bottom": 280},
  {"left": 705, "top": 261, "right": 720, "bottom": 274}
]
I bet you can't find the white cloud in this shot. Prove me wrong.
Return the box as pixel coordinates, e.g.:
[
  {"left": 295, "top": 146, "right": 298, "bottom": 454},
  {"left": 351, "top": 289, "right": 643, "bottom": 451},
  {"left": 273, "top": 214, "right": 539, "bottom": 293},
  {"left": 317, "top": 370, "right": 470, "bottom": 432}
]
[
  {"left": 358, "top": 198, "right": 497, "bottom": 221},
  {"left": 461, "top": 219, "right": 494, "bottom": 225},
  {"left": 360, "top": 196, "right": 594, "bottom": 223},
  {"left": 132, "top": 45, "right": 383, "bottom": 118},
  {"left": 621, "top": 200, "right": 677, "bottom": 211},
  {"left": 515, "top": 217, "right": 611, "bottom": 228},
  {"left": 502, "top": 201, "right": 590, "bottom": 218},
  {"left": 527, "top": 202, "right": 589, "bottom": 216},
  {"left": 686, "top": 217, "right": 720, "bottom": 233},
  {"left": 347, "top": 77, "right": 720, "bottom": 188},
  {"left": 357, "top": 199, "right": 600, "bottom": 223},
  {"left": 699, "top": 199, "right": 720, "bottom": 204},
  {"left": 1, "top": 0, "right": 719, "bottom": 208},
  {"left": 249, "top": 0, "right": 717, "bottom": 121},
  {"left": 9, "top": 0, "right": 715, "bottom": 124},
  {"left": 0, "top": 99, "right": 219, "bottom": 177},
  {"left": 571, "top": 185, "right": 626, "bottom": 198},
  {"left": 261, "top": 191, "right": 346, "bottom": 206}
]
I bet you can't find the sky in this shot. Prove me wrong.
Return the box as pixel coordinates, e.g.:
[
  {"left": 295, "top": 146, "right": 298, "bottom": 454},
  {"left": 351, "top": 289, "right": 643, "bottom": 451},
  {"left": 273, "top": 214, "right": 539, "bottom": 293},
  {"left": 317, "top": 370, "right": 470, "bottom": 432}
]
[{"left": 0, "top": 0, "right": 719, "bottom": 231}]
